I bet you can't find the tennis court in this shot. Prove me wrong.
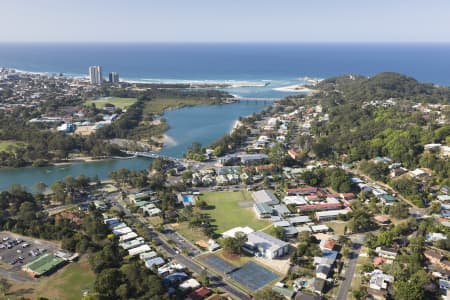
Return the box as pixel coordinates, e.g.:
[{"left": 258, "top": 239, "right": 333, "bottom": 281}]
[
  {"left": 201, "top": 254, "right": 237, "bottom": 274},
  {"left": 229, "top": 261, "right": 279, "bottom": 291}
]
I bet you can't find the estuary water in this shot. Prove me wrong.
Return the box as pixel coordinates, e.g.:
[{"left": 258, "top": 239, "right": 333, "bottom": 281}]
[{"left": 0, "top": 101, "right": 271, "bottom": 191}]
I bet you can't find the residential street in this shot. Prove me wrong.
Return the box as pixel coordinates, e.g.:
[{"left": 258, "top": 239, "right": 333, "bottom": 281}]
[{"left": 336, "top": 234, "right": 365, "bottom": 300}]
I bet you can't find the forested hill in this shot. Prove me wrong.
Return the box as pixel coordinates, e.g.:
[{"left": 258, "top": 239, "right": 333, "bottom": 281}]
[{"left": 316, "top": 72, "right": 450, "bottom": 104}]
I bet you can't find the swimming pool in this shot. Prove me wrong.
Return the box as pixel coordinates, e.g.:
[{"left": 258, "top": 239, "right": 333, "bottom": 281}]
[{"left": 182, "top": 195, "right": 195, "bottom": 205}]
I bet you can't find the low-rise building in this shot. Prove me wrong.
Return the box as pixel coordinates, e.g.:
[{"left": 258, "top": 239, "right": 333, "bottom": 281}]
[
  {"left": 273, "top": 204, "right": 291, "bottom": 217},
  {"left": 287, "top": 215, "right": 311, "bottom": 225},
  {"left": 246, "top": 231, "right": 289, "bottom": 259},
  {"left": 316, "top": 264, "right": 331, "bottom": 280},
  {"left": 179, "top": 278, "right": 201, "bottom": 292},
  {"left": 368, "top": 270, "right": 394, "bottom": 290},
  {"left": 375, "top": 246, "right": 398, "bottom": 260},
  {"left": 254, "top": 202, "right": 273, "bottom": 218},
  {"left": 310, "top": 224, "right": 329, "bottom": 233},
  {"left": 315, "top": 209, "right": 349, "bottom": 221},
  {"left": 298, "top": 202, "right": 342, "bottom": 213},
  {"left": 252, "top": 189, "right": 279, "bottom": 206},
  {"left": 222, "top": 226, "right": 254, "bottom": 238}
]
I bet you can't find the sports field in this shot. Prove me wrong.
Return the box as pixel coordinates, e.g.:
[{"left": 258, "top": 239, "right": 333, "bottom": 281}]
[
  {"left": 85, "top": 97, "right": 137, "bottom": 109},
  {"left": 199, "top": 191, "right": 270, "bottom": 233}
]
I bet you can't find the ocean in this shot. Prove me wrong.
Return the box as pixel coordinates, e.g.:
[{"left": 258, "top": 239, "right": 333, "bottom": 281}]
[{"left": 0, "top": 43, "right": 450, "bottom": 87}]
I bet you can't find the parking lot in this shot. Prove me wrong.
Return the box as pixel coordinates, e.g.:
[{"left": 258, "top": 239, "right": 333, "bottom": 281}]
[{"left": 0, "top": 231, "right": 60, "bottom": 271}]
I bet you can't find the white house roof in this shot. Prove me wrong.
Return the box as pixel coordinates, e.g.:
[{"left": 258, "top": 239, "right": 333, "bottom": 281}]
[
  {"left": 246, "top": 231, "right": 288, "bottom": 253},
  {"left": 179, "top": 278, "right": 201, "bottom": 291},
  {"left": 119, "top": 231, "right": 138, "bottom": 242},
  {"left": 283, "top": 195, "right": 307, "bottom": 205},
  {"left": 222, "top": 226, "right": 254, "bottom": 238},
  {"left": 288, "top": 215, "right": 311, "bottom": 224},
  {"left": 129, "top": 244, "right": 151, "bottom": 256},
  {"left": 273, "top": 221, "right": 290, "bottom": 227},
  {"left": 113, "top": 226, "right": 133, "bottom": 236},
  {"left": 316, "top": 209, "right": 349, "bottom": 218},
  {"left": 311, "top": 225, "right": 329, "bottom": 232}
]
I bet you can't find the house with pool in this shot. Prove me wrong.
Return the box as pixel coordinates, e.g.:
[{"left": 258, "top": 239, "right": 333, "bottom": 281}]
[{"left": 177, "top": 193, "right": 196, "bottom": 206}]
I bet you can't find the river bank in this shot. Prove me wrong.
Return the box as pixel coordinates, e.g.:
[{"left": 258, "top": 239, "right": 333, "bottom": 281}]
[{"left": 51, "top": 155, "right": 136, "bottom": 167}]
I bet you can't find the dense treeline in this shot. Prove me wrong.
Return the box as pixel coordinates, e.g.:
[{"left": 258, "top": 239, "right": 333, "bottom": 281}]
[
  {"left": 300, "top": 168, "right": 354, "bottom": 193},
  {"left": 209, "top": 125, "right": 251, "bottom": 156},
  {"left": 317, "top": 72, "right": 450, "bottom": 104},
  {"left": 0, "top": 108, "right": 123, "bottom": 167},
  {"left": 309, "top": 73, "right": 450, "bottom": 187}
]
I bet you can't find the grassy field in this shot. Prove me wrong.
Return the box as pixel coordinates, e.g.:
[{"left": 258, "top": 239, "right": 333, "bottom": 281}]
[
  {"left": 215, "top": 250, "right": 255, "bottom": 267},
  {"left": 85, "top": 97, "right": 137, "bottom": 109},
  {"left": 0, "top": 140, "right": 26, "bottom": 153},
  {"left": 9, "top": 257, "right": 95, "bottom": 300},
  {"left": 143, "top": 97, "right": 219, "bottom": 115},
  {"left": 199, "top": 191, "right": 270, "bottom": 234},
  {"left": 171, "top": 222, "right": 209, "bottom": 246}
]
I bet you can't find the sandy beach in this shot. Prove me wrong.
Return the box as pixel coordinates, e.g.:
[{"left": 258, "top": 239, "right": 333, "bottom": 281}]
[
  {"left": 230, "top": 120, "right": 243, "bottom": 134},
  {"left": 273, "top": 84, "right": 317, "bottom": 94},
  {"left": 160, "top": 134, "right": 177, "bottom": 147}
]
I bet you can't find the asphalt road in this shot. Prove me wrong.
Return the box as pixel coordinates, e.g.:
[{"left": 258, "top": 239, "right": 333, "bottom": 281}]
[{"left": 336, "top": 235, "right": 365, "bottom": 300}]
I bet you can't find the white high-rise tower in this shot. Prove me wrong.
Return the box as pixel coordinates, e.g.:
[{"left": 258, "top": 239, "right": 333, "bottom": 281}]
[{"left": 89, "top": 66, "right": 103, "bottom": 85}]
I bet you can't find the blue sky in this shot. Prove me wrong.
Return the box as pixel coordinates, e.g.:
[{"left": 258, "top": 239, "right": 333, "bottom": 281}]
[{"left": 2, "top": 0, "right": 450, "bottom": 42}]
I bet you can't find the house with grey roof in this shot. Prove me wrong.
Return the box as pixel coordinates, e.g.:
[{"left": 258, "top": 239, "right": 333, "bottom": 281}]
[
  {"left": 252, "top": 190, "right": 279, "bottom": 206},
  {"left": 254, "top": 202, "right": 273, "bottom": 218},
  {"left": 273, "top": 204, "right": 291, "bottom": 217}
]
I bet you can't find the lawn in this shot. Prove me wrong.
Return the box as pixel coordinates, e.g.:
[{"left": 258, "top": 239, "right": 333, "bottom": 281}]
[
  {"left": 35, "top": 257, "right": 95, "bottom": 300},
  {"left": 171, "top": 222, "right": 209, "bottom": 246},
  {"left": 199, "top": 191, "right": 270, "bottom": 234},
  {"left": 326, "top": 220, "right": 349, "bottom": 235},
  {"left": 0, "top": 140, "right": 26, "bottom": 153},
  {"left": 85, "top": 97, "right": 137, "bottom": 109},
  {"left": 143, "top": 97, "right": 219, "bottom": 115},
  {"left": 348, "top": 254, "right": 370, "bottom": 300}
]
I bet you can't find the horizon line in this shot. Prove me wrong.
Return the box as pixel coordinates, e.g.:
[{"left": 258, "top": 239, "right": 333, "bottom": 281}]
[{"left": 1, "top": 41, "right": 450, "bottom": 45}]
